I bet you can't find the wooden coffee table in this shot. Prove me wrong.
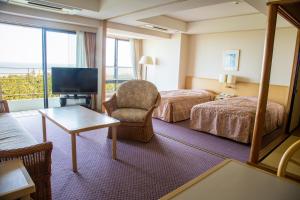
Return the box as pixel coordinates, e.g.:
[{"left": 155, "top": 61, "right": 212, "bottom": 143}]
[{"left": 39, "top": 106, "right": 120, "bottom": 172}]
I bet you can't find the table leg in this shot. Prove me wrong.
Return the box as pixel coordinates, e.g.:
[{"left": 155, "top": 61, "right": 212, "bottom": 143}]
[
  {"left": 42, "top": 115, "right": 47, "bottom": 142},
  {"left": 71, "top": 133, "right": 78, "bottom": 172},
  {"left": 112, "top": 126, "right": 117, "bottom": 160}
]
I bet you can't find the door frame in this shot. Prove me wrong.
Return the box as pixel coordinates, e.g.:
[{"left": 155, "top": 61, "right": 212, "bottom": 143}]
[
  {"left": 286, "top": 30, "right": 300, "bottom": 133},
  {"left": 287, "top": 51, "right": 300, "bottom": 132},
  {"left": 42, "top": 28, "right": 76, "bottom": 109}
]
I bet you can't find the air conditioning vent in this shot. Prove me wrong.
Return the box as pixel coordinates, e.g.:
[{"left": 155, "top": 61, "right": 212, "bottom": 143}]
[
  {"left": 8, "top": 0, "right": 81, "bottom": 14},
  {"left": 143, "top": 24, "right": 169, "bottom": 32},
  {"left": 28, "top": 0, "right": 63, "bottom": 10},
  {"left": 152, "top": 26, "right": 168, "bottom": 31}
]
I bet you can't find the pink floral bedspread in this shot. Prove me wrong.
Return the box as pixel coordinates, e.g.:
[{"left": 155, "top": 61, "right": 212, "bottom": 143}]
[
  {"left": 153, "top": 89, "right": 215, "bottom": 122},
  {"left": 190, "top": 96, "right": 285, "bottom": 143}
]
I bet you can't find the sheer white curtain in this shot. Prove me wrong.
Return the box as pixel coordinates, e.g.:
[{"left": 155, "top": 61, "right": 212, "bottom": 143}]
[
  {"left": 130, "top": 39, "right": 143, "bottom": 80},
  {"left": 76, "top": 31, "right": 87, "bottom": 67}
]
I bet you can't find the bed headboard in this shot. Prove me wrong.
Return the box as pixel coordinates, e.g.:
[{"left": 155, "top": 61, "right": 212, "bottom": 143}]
[{"left": 185, "top": 76, "right": 289, "bottom": 106}]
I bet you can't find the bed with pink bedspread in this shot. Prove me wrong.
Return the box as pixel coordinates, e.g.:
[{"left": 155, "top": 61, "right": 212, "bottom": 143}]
[
  {"left": 190, "top": 96, "right": 285, "bottom": 143},
  {"left": 153, "top": 89, "right": 215, "bottom": 122}
]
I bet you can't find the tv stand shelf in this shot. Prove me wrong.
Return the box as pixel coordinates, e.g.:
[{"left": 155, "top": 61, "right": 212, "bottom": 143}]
[{"left": 59, "top": 95, "right": 92, "bottom": 109}]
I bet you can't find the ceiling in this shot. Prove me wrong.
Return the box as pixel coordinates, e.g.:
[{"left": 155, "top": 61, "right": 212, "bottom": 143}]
[
  {"left": 1, "top": 0, "right": 287, "bottom": 37},
  {"left": 166, "top": 1, "right": 259, "bottom": 22}
]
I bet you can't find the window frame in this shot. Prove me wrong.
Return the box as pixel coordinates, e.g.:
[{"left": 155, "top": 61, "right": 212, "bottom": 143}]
[
  {"left": 106, "top": 37, "right": 134, "bottom": 93},
  {"left": 0, "top": 22, "right": 77, "bottom": 108}
]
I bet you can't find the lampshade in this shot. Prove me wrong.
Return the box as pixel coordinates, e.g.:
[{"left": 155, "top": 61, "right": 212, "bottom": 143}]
[
  {"left": 227, "top": 75, "right": 237, "bottom": 84},
  {"left": 139, "top": 56, "right": 153, "bottom": 65},
  {"left": 219, "top": 74, "right": 227, "bottom": 83}
]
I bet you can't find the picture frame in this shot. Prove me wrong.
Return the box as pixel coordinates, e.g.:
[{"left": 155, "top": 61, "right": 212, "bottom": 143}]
[{"left": 223, "top": 49, "right": 240, "bottom": 71}]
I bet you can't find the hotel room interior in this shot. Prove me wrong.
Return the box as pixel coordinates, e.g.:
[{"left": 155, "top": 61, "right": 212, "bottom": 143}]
[{"left": 0, "top": 0, "right": 300, "bottom": 199}]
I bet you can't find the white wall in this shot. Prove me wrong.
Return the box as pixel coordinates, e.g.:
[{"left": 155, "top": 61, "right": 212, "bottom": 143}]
[
  {"left": 187, "top": 27, "right": 297, "bottom": 86},
  {"left": 142, "top": 34, "right": 182, "bottom": 90}
]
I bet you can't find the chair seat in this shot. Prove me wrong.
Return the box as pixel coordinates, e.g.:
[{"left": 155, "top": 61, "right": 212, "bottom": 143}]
[{"left": 111, "top": 108, "right": 148, "bottom": 123}]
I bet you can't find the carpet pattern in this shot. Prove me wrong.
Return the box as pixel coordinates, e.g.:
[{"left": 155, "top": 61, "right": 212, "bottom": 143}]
[
  {"left": 153, "top": 119, "right": 250, "bottom": 162},
  {"left": 17, "top": 115, "right": 223, "bottom": 200}
]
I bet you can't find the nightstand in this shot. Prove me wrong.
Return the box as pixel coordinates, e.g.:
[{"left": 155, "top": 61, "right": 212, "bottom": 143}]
[
  {"left": 215, "top": 93, "right": 236, "bottom": 100},
  {"left": 0, "top": 159, "right": 35, "bottom": 200}
]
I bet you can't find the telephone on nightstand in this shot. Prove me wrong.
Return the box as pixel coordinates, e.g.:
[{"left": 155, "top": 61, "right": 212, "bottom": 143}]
[{"left": 215, "top": 93, "right": 235, "bottom": 100}]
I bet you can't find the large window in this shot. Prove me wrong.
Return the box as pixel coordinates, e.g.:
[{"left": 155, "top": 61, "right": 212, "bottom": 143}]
[
  {"left": 106, "top": 38, "right": 134, "bottom": 94},
  {"left": 0, "top": 23, "right": 76, "bottom": 111},
  {"left": 46, "top": 30, "right": 76, "bottom": 108}
]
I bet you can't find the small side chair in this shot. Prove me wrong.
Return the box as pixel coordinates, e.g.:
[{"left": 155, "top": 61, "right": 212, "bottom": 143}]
[{"left": 103, "top": 80, "right": 160, "bottom": 142}]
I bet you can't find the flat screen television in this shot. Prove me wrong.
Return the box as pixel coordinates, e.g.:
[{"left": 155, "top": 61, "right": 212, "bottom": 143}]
[{"left": 52, "top": 67, "right": 98, "bottom": 94}]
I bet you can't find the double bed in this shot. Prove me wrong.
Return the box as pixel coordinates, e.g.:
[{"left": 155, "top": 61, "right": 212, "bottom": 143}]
[
  {"left": 153, "top": 89, "right": 215, "bottom": 122},
  {"left": 190, "top": 96, "right": 285, "bottom": 143}
]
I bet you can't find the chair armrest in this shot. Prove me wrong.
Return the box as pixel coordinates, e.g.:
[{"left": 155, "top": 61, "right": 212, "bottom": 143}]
[
  {"left": 103, "top": 94, "right": 118, "bottom": 116},
  {"left": 154, "top": 93, "right": 161, "bottom": 108},
  {"left": 143, "top": 93, "right": 161, "bottom": 125},
  {"left": 0, "top": 142, "right": 53, "bottom": 173},
  {"left": 0, "top": 142, "right": 53, "bottom": 200},
  {"left": 0, "top": 100, "right": 9, "bottom": 113}
]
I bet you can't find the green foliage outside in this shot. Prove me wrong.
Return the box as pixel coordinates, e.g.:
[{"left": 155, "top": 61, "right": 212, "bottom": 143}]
[{"left": 0, "top": 73, "right": 116, "bottom": 100}]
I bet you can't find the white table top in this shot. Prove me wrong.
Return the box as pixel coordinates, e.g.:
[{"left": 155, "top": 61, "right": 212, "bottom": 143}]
[
  {"left": 161, "top": 159, "right": 300, "bottom": 200},
  {"left": 0, "top": 159, "right": 35, "bottom": 200},
  {"left": 39, "top": 106, "right": 120, "bottom": 133}
]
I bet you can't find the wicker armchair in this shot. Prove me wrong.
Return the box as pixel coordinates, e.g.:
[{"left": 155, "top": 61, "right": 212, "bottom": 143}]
[
  {"left": 103, "top": 80, "right": 161, "bottom": 142},
  {"left": 0, "top": 100, "right": 53, "bottom": 200},
  {"left": 0, "top": 100, "right": 9, "bottom": 113}
]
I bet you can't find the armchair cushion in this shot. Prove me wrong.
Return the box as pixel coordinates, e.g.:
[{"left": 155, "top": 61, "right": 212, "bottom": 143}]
[
  {"left": 116, "top": 80, "right": 159, "bottom": 110},
  {"left": 111, "top": 108, "right": 148, "bottom": 123}
]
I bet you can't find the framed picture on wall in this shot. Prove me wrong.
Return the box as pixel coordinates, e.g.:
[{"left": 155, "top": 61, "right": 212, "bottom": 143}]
[{"left": 223, "top": 49, "right": 240, "bottom": 71}]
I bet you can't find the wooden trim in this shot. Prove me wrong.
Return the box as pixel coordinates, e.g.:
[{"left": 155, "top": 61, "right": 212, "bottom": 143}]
[
  {"left": 101, "top": 20, "right": 107, "bottom": 112},
  {"left": 285, "top": 29, "right": 300, "bottom": 132},
  {"left": 249, "top": 4, "right": 278, "bottom": 163},
  {"left": 259, "top": 131, "right": 289, "bottom": 160},
  {"left": 278, "top": 6, "right": 300, "bottom": 28},
  {"left": 267, "top": 0, "right": 300, "bottom": 6},
  {"left": 258, "top": 162, "right": 300, "bottom": 181}
]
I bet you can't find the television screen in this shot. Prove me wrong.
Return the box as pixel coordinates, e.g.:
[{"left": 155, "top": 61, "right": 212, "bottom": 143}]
[{"left": 52, "top": 67, "right": 98, "bottom": 94}]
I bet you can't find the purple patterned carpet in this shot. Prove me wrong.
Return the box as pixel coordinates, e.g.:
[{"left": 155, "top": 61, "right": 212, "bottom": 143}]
[
  {"left": 153, "top": 119, "right": 250, "bottom": 161},
  {"left": 17, "top": 114, "right": 223, "bottom": 200}
]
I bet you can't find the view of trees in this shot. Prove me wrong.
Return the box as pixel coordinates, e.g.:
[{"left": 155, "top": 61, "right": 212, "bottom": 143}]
[
  {"left": 0, "top": 72, "right": 50, "bottom": 100},
  {"left": 0, "top": 72, "right": 116, "bottom": 100}
]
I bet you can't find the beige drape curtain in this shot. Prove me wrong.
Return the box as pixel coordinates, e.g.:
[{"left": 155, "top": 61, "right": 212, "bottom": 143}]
[
  {"left": 84, "top": 32, "right": 96, "bottom": 68},
  {"left": 84, "top": 32, "right": 97, "bottom": 110},
  {"left": 130, "top": 39, "right": 143, "bottom": 80}
]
